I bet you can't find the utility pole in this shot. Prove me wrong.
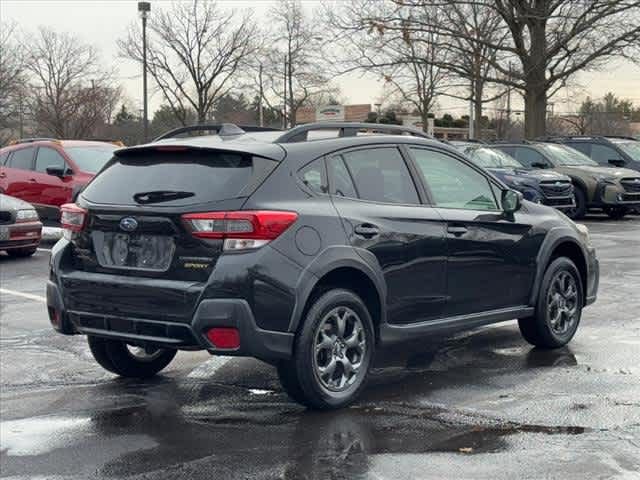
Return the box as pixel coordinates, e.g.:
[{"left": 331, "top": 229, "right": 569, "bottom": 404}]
[
  {"left": 258, "top": 64, "right": 264, "bottom": 127},
  {"left": 468, "top": 80, "right": 475, "bottom": 139},
  {"left": 506, "top": 61, "right": 512, "bottom": 123},
  {"left": 283, "top": 55, "right": 287, "bottom": 129},
  {"left": 138, "top": 2, "right": 151, "bottom": 142}
]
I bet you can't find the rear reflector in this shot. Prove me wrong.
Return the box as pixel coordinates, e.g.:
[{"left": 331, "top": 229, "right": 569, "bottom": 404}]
[
  {"left": 48, "top": 307, "right": 60, "bottom": 327},
  {"left": 206, "top": 327, "right": 240, "bottom": 349},
  {"left": 182, "top": 210, "right": 297, "bottom": 250},
  {"left": 60, "top": 203, "right": 87, "bottom": 232}
]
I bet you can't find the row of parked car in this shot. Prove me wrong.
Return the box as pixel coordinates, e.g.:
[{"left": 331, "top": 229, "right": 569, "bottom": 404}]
[
  {"left": 449, "top": 136, "right": 640, "bottom": 219},
  {"left": 0, "top": 139, "right": 119, "bottom": 256},
  {"left": 1, "top": 134, "right": 639, "bottom": 239}
]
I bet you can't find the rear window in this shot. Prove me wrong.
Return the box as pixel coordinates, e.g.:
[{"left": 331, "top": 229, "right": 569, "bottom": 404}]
[
  {"left": 81, "top": 149, "right": 277, "bottom": 206},
  {"left": 65, "top": 146, "right": 117, "bottom": 173}
]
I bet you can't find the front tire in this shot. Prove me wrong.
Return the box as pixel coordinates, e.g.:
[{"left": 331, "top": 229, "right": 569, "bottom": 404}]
[
  {"left": 565, "top": 187, "right": 587, "bottom": 220},
  {"left": 603, "top": 206, "right": 627, "bottom": 220},
  {"left": 7, "top": 247, "right": 38, "bottom": 257},
  {"left": 518, "top": 257, "right": 583, "bottom": 349},
  {"left": 87, "top": 336, "right": 177, "bottom": 378},
  {"left": 279, "top": 289, "right": 375, "bottom": 410}
]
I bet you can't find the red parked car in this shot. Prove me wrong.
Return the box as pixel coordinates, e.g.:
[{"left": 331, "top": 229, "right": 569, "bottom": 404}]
[{"left": 0, "top": 139, "right": 119, "bottom": 222}]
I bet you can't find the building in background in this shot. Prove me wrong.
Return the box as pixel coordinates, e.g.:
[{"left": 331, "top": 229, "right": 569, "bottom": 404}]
[{"left": 295, "top": 104, "right": 371, "bottom": 124}]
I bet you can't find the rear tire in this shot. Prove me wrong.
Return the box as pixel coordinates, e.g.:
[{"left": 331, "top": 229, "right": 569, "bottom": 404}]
[
  {"left": 87, "top": 336, "right": 118, "bottom": 374},
  {"left": 518, "top": 257, "right": 583, "bottom": 349},
  {"left": 87, "top": 336, "right": 176, "bottom": 378},
  {"left": 565, "top": 187, "right": 587, "bottom": 220},
  {"left": 281, "top": 289, "right": 375, "bottom": 410},
  {"left": 603, "top": 206, "right": 627, "bottom": 220},
  {"left": 7, "top": 247, "right": 37, "bottom": 257}
]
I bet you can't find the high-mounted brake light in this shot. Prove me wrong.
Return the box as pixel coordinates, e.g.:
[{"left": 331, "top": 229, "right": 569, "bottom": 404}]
[
  {"left": 60, "top": 203, "right": 87, "bottom": 233},
  {"left": 182, "top": 210, "right": 298, "bottom": 251}
]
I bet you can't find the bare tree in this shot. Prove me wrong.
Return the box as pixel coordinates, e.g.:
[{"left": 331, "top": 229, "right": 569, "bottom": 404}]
[
  {"left": 0, "top": 22, "right": 27, "bottom": 143},
  {"left": 434, "top": 3, "right": 508, "bottom": 138},
  {"left": 267, "top": 0, "right": 333, "bottom": 127},
  {"left": 119, "top": 0, "right": 257, "bottom": 125},
  {"left": 398, "top": 0, "right": 640, "bottom": 138},
  {"left": 25, "top": 27, "right": 120, "bottom": 138},
  {"left": 324, "top": 0, "right": 454, "bottom": 132}
]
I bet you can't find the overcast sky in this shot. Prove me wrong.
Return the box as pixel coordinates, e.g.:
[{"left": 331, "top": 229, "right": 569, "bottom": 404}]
[{"left": 2, "top": 0, "right": 639, "bottom": 118}]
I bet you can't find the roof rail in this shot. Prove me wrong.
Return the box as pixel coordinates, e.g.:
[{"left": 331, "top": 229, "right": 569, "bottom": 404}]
[
  {"left": 86, "top": 138, "right": 126, "bottom": 146},
  {"left": 8, "top": 137, "right": 58, "bottom": 146},
  {"left": 491, "top": 139, "right": 532, "bottom": 144},
  {"left": 154, "top": 124, "right": 280, "bottom": 142},
  {"left": 604, "top": 135, "right": 637, "bottom": 141},
  {"left": 274, "top": 122, "right": 432, "bottom": 143}
]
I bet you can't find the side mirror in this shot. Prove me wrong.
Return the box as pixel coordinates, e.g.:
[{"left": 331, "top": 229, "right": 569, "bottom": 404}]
[
  {"left": 46, "top": 165, "right": 68, "bottom": 177},
  {"left": 608, "top": 159, "right": 625, "bottom": 167},
  {"left": 502, "top": 189, "right": 522, "bottom": 214},
  {"left": 531, "top": 162, "right": 548, "bottom": 169}
]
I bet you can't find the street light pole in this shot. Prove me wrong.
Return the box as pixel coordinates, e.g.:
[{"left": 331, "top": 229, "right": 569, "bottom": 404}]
[
  {"left": 138, "top": 2, "right": 151, "bottom": 143},
  {"left": 283, "top": 55, "right": 287, "bottom": 129}
]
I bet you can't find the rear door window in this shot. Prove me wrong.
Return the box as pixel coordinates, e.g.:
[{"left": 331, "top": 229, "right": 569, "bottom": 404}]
[
  {"left": 7, "top": 147, "right": 35, "bottom": 170},
  {"left": 81, "top": 149, "right": 278, "bottom": 206},
  {"left": 0, "top": 151, "right": 9, "bottom": 165},
  {"left": 327, "top": 155, "right": 358, "bottom": 198},
  {"left": 340, "top": 147, "right": 420, "bottom": 204}
]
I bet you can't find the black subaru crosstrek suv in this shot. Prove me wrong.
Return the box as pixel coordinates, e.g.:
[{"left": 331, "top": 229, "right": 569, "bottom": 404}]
[{"left": 47, "top": 122, "right": 599, "bottom": 409}]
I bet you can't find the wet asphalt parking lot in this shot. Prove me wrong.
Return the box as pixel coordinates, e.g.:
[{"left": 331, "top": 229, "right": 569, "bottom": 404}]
[{"left": 1, "top": 215, "right": 639, "bottom": 480}]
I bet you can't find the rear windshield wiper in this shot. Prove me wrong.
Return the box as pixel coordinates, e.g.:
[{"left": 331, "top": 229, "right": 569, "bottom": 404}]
[{"left": 133, "top": 190, "right": 195, "bottom": 204}]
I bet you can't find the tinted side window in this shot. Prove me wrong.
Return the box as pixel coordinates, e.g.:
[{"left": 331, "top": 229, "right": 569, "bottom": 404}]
[
  {"left": 35, "top": 147, "right": 66, "bottom": 173},
  {"left": 7, "top": 147, "right": 35, "bottom": 170},
  {"left": 327, "top": 155, "right": 358, "bottom": 198},
  {"left": 298, "top": 158, "right": 327, "bottom": 194},
  {"left": 341, "top": 148, "right": 419, "bottom": 204},
  {"left": 0, "top": 151, "right": 9, "bottom": 165},
  {"left": 513, "top": 147, "right": 548, "bottom": 168},
  {"left": 591, "top": 144, "right": 623, "bottom": 164},
  {"left": 566, "top": 142, "right": 591, "bottom": 157},
  {"left": 410, "top": 148, "right": 498, "bottom": 211}
]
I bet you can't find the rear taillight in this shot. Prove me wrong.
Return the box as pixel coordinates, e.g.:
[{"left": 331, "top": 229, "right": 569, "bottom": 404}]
[
  {"left": 60, "top": 203, "right": 87, "bottom": 233},
  {"left": 182, "top": 210, "right": 298, "bottom": 251}
]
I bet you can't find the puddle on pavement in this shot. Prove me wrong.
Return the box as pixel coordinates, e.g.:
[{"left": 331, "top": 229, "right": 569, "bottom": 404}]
[{"left": 0, "top": 416, "right": 92, "bottom": 456}]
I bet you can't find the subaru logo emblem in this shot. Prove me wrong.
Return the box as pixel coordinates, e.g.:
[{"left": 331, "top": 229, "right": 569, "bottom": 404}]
[
  {"left": 555, "top": 181, "right": 562, "bottom": 186},
  {"left": 119, "top": 217, "right": 138, "bottom": 232},
  {"left": 635, "top": 179, "right": 640, "bottom": 183}
]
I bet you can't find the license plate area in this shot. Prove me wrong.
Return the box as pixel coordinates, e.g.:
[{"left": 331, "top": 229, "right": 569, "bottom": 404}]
[
  {"left": 92, "top": 231, "right": 175, "bottom": 272},
  {"left": 0, "top": 226, "right": 8, "bottom": 241}
]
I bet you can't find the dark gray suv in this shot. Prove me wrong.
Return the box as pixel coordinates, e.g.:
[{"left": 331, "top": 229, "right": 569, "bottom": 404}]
[{"left": 47, "top": 123, "right": 599, "bottom": 409}]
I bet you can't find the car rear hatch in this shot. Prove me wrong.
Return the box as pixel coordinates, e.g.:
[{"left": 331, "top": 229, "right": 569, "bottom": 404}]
[{"left": 60, "top": 144, "right": 281, "bottom": 322}]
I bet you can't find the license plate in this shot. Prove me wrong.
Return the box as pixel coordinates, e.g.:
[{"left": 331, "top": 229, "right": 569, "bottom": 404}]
[
  {"left": 0, "top": 226, "right": 8, "bottom": 241},
  {"left": 92, "top": 231, "right": 175, "bottom": 271}
]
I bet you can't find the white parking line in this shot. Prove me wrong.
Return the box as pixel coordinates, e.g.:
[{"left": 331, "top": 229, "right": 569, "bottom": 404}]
[
  {"left": 37, "top": 248, "right": 52, "bottom": 253},
  {"left": 0, "top": 288, "right": 46, "bottom": 303}
]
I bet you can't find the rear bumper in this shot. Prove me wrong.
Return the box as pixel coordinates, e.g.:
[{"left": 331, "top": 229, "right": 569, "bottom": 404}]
[
  {"left": 0, "top": 221, "right": 42, "bottom": 250},
  {"left": 46, "top": 281, "right": 294, "bottom": 362}
]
